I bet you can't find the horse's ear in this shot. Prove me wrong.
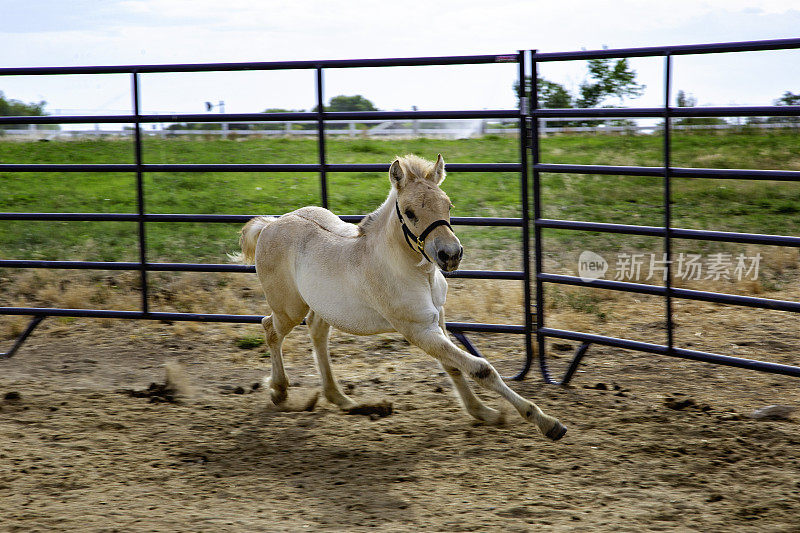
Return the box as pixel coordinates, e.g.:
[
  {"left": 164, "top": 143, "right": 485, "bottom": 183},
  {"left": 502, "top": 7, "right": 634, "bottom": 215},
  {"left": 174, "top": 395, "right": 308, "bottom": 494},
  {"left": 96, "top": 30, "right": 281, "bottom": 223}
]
[
  {"left": 431, "top": 154, "right": 446, "bottom": 184},
  {"left": 389, "top": 159, "right": 406, "bottom": 190}
]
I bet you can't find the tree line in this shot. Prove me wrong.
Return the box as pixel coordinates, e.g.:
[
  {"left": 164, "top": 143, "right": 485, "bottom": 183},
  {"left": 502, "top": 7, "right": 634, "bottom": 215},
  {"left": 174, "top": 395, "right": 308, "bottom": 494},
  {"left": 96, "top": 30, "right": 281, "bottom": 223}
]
[{"left": 166, "top": 94, "right": 379, "bottom": 131}]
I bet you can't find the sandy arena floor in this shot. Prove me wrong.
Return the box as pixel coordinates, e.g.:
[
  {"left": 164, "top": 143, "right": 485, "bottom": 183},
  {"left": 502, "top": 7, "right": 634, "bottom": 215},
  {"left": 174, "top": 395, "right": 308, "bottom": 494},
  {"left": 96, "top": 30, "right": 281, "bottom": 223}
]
[{"left": 1, "top": 304, "right": 799, "bottom": 532}]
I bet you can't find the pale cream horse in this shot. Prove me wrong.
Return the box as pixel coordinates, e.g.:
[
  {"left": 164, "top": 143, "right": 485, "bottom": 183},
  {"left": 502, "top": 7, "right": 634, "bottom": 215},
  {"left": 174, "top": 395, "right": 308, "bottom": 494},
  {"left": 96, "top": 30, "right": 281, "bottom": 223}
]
[{"left": 234, "top": 154, "right": 566, "bottom": 440}]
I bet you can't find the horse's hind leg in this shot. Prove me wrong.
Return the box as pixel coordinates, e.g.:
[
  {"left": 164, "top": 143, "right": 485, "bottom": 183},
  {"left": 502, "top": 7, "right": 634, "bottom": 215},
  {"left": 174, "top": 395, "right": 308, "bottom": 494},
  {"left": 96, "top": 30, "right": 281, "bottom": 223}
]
[
  {"left": 262, "top": 312, "right": 300, "bottom": 405},
  {"left": 307, "top": 310, "right": 357, "bottom": 410}
]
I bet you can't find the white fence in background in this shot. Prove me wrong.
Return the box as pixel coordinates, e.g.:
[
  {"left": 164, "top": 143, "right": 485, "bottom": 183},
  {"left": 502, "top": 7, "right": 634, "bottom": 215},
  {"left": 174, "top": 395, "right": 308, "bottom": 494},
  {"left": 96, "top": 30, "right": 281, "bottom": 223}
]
[{"left": 2, "top": 118, "right": 797, "bottom": 140}]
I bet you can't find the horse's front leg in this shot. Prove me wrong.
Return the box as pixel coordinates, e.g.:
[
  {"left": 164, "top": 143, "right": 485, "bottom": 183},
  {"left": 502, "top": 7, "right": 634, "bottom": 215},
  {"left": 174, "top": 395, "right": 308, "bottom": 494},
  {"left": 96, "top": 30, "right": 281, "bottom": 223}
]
[
  {"left": 436, "top": 311, "right": 503, "bottom": 425},
  {"left": 399, "top": 320, "right": 566, "bottom": 440}
]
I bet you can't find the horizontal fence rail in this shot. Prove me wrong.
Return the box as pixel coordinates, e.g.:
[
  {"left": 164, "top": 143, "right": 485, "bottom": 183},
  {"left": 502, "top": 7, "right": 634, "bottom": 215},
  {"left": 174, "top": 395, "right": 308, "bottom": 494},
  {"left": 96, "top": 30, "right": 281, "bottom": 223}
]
[
  {"left": 530, "top": 38, "right": 800, "bottom": 384},
  {"left": 535, "top": 164, "right": 800, "bottom": 182},
  {"left": 531, "top": 37, "right": 800, "bottom": 61},
  {"left": 0, "top": 260, "right": 524, "bottom": 280},
  {"left": 0, "top": 109, "right": 521, "bottom": 125},
  {"left": 0, "top": 306, "right": 524, "bottom": 335},
  {"left": 537, "top": 274, "right": 800, "bottom": 313},
  {"left": 538, "top": 328, "right": 800, "bottom": 378},
  {"left": 0, "top": 163, "right": 522, "bottom": 173},
  {"left": 536, "top": 219, "right": 800, "bottom": 247},
  {"left": 0, "top": 54, "right": 519, "bottom": 76}
]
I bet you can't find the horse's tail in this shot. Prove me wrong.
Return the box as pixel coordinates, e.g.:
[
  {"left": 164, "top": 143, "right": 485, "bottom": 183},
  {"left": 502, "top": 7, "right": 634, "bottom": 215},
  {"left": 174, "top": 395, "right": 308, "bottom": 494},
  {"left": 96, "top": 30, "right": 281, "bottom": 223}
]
[{"left": 228, "top": 216, "right": 275, "bottom": 264}]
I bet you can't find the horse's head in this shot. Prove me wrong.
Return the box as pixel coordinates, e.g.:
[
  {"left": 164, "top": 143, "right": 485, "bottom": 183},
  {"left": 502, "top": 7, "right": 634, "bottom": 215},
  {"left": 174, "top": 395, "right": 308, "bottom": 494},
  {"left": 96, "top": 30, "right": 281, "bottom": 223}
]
[{"left": 390, "top": 154, "right": 463, "bottom": 272}]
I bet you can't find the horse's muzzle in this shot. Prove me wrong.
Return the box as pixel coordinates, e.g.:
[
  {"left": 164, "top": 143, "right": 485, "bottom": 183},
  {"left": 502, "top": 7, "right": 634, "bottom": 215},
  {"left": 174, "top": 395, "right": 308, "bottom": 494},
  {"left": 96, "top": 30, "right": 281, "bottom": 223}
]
[{"left": 436, "top": 245, "right": 463, "bottom": 272}]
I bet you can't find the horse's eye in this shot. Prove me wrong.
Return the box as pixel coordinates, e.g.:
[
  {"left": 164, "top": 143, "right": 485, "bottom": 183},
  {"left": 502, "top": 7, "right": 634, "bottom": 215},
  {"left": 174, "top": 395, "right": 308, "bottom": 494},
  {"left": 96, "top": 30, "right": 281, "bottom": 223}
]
[{"left": 404, "top": 209, "right": 417, "bottom": 221}]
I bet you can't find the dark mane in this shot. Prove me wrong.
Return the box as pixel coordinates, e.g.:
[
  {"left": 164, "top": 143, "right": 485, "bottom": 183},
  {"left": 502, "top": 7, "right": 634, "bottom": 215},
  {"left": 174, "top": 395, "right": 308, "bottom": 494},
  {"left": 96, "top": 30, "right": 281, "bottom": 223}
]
[{"left": 357, "top": 211, "right": 378, "bottom": 234}]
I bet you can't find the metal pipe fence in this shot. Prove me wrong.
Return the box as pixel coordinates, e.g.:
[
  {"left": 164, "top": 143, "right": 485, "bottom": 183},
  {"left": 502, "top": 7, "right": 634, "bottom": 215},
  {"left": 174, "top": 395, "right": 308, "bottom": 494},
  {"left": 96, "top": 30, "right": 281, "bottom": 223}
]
[
  {"left": 2, "top": 39, "right": 800, "bottom": 386},
  {"left": 528, "top": 37, "right": 800, "bottom": 384},
  {"left": 0, "top": 52, "right": 535, "bottom": 372}
]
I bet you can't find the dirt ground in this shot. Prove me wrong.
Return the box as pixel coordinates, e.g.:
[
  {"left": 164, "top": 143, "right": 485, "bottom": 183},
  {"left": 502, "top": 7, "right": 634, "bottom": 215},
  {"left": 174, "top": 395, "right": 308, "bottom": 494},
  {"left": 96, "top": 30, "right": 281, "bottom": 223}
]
[{"left": 1, "top": 297, "right": 799, "bottom": 533}]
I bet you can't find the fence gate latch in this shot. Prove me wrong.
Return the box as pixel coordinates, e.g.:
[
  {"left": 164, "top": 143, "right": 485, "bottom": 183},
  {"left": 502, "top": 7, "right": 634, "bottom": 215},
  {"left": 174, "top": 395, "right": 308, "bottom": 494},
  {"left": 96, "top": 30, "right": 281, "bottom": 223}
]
[{"left": 520, "top": 96, "right": 529, "bottom": 116}]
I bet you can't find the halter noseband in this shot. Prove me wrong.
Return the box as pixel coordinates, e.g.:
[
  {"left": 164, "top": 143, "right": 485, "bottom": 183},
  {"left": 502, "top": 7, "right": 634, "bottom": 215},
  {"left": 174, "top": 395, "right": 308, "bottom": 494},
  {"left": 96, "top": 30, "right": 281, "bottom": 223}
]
[{"left": 395, "top": 199, "right": 453, "bottom": 263}]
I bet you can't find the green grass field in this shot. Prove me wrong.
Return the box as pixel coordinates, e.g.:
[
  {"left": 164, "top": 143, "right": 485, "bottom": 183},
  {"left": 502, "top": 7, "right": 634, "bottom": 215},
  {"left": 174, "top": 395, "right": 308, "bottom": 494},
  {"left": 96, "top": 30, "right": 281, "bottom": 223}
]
[{"left": 1, "top": 131, "right": 798, "bottom": 269}]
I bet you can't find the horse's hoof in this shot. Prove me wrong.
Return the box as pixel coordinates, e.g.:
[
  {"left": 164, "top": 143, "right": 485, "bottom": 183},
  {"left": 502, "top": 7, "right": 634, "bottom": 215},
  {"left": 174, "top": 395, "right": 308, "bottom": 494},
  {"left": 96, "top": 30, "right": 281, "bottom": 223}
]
[
  {"left": 477, "top": 407, "right": 505, "bottom": 426},
  {"left": 270, "top": 389, "right": 288, "bottom": 405},
  {"left": 545, "top": 421, "right": 567, "bottom": 441}
]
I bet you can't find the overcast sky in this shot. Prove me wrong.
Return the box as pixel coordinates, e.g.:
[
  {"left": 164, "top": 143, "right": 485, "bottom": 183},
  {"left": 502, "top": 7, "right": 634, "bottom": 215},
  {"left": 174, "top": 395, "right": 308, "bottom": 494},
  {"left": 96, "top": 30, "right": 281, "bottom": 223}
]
[{"left": 1, "top": 0, "right": 799, "bottom": 117}]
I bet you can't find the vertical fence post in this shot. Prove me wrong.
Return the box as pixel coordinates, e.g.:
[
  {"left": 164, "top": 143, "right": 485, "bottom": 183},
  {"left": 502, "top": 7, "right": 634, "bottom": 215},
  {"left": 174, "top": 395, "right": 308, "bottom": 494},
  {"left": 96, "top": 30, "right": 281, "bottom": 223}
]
[
  {"left": 131, "top": 71, "right": 149, "bottom": 314},
  {"left": 315, "top": 66, "right": 329, "bottom": 209},
  {"left": 663, "top": 53, "right": 674, "bottom": 353},
  {"left": 512, "top": 50, "right": 534, "bottom": 380},
  {"left": 529, "top": 51, "right": 552, "bottom": 383}
]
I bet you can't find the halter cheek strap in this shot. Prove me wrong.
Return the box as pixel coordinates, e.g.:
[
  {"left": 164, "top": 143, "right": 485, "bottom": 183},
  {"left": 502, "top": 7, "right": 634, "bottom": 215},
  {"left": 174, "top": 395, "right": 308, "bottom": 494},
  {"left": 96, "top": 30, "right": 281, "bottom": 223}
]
[{"left": 395, "top": 200, "right": 453, "bottom": 263}]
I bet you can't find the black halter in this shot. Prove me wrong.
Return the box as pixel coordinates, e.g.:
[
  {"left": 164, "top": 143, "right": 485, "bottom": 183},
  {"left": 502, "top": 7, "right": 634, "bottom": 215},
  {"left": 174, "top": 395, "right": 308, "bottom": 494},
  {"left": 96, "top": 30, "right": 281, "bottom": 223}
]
[{"left": 395, "top": 199, "right": 453, "bottom": 263}]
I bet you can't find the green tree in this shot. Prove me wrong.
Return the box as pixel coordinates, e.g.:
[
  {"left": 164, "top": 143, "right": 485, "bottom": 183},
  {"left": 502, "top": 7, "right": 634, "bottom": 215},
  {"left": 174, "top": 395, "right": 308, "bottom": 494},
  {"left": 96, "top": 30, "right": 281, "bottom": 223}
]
[
  {"left": 676, "top": 90, "right": 694, "bottom": 108},
  {"left": 308, "top": 95, "right": 378, "bottom": 132},
  {"left": 514, "top": 78, "right": 572, "bottom": 109},
  {"left": 311, "top": 94, "right": 379, "bottom": 113},
  {"left": 767, "top": 91, "right": 800, "bottom": 125},
  {"left": 574, "top": 56, "right": 644, "bottom": 129},
  {"left": 538, "top": 79, "right": 572, "bottom": 109},
  {"left": 518, "top": 54, "right": 644, "bottom": 108},
  {"left": 0, "top": 90, "right": 53, "bottom": 131},
  {"left": 674, "top": 90, "right": 727, "bottom": 127},
  {"left": 325, "top": 94, "right": 378, "bottom": 112},
  {"left": 512, "top": 77, "right": 574, "bottom": 128},
  {"left": 575, "top": 57, "right": 645, "bottom": 108},
  {"left": 516, "top": 51, "right": 644, "bottom": 130},
  {"left": 254, "top": 108, "right": 306, "bottom": 130},
  {"left": 776, "top": 91, "right": 800, "bottom": 106},
  {"left": 166, "top": 122, "right": 220, "bottom": 131},
  {"left": 0, "top": 91, "right": 46, "bottom": 116}
]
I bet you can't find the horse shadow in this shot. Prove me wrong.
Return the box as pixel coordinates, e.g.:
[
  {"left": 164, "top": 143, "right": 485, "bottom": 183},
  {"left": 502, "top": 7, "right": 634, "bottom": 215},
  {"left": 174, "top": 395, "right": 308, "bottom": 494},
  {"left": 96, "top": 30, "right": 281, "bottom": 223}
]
[{"left": 198, "top": 407, "right": 432, "bottom": 527}]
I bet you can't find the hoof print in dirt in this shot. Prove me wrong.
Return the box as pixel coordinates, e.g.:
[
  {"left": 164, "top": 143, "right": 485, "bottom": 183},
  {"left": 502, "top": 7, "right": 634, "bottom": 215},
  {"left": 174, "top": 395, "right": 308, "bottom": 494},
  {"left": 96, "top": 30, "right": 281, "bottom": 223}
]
[
  {"left": 219, "top": 384, "right": 251, "bottom": 395},
  {"left": 345, "top": 401, "right": 393, "bottom": 419},
  {"left": 663, "top": 395, "right": 712, "bottom": 413},
  {"left": 583, "top": 382, "right": 630, "bottom": 395},
  {"left": 121, "top": 382, "right": 179, "bottom": 403}
]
